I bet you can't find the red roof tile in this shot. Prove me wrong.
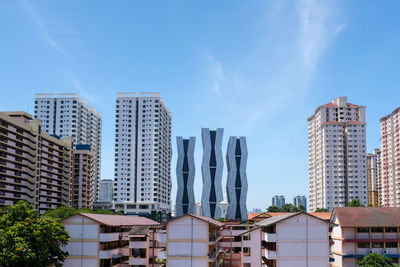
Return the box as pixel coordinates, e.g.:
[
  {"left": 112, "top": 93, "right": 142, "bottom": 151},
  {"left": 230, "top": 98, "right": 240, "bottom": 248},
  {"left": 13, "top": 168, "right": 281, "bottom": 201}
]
[
  {"left": 321, "top": 103, "right": 338, "bottom": 108},
  {"left": 308, "top": 212, "right": 332, "bottom": 221},
  {"left": 248, "top": 213, "right": 262, "bottom": 220},
  {"left": 347, "top": 121, "right": 365, "bottom": 125},
  {"left": 72, "top": 213, "right": 159, "bottom": 226},
  {"left": 333, "top": 207, "right": 400, "bottom": 227}
]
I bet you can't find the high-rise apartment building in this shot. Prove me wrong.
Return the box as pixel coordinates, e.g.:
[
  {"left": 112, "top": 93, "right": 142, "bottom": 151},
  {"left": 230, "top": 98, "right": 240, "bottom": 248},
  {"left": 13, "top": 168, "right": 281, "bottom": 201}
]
[
  {"left": 113, "top": 93, "right": 172, "bottom": 215},
  {"left": 226, "top": 136, "right": 248, "bottom": 221},
  {"left": 366, "top": 149, "right": 381, "bottom": 207},
  {"left": 0, "top": 112, "right": 73, "bottom": 214},
  {"left": 99, "top": 179, "right": 113, "bottom": 203},
  {"left": 72, "top": 144, "right": 94, "bottom": 209},
  {"left": 293, "top": 195, "right": 307, "bottom": 209},
  {"left": 308, "top": 97, "right": 367, "bottom": 211},
  {"left": 272, "top": 195, "right": 285, "bottom": 208},
  {"left": 380, "top": 107, "right": 400, "bottom": 207},
  {"left": 175, "top": 136, "right": 195, "bottom": 217},
  {"left": 34, "top": 93, "right": 102, "bottom": 202},
  {"left": 201, "top": 128, "right": 224, "bottom": 219}
]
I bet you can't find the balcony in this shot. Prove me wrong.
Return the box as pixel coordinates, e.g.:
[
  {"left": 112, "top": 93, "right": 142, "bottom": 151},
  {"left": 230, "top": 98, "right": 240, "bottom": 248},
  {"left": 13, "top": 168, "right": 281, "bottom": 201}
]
[
  {"left": 129, "top": 257, "right": 147, "bottom": 265},
  {"left": 129, "top": 241, "right": 147, "bottom": 249},
  {"left": 264, "top": 250, "right": 277, "bottom": 260},
  {"left": 100, "top": 232, "right": 121, "bottom": 242},
  {"left": 264, "top": 233, "right": 276, "bottom": 242},
  {"left": 157, "top": 250, "right": 166, "bottom": 260},
  {"left": 99, "top": 248, "right": 121, "bottom": 259}
]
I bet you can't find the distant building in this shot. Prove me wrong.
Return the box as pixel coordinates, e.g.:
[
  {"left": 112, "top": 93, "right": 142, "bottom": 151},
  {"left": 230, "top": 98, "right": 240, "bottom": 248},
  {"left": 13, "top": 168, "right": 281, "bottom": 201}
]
[
  {"left": 34, "top": 93, "right": 102, "bottom": 202},
  {"left": 201, "top": 128, "right": 224, "bottom": 219},
  {"left": 331, "top": 207, "right": 400, "bottom": 266},
  {"left": 366, "top": 149, "right": 381, "bottom": 207},
  {"left": 272, "top": 195, "right": 285, "bottom": 208},
  {"left": 194, "top": 202, "right": 202, "bottom": 216},
  {"left": 175, "top": 136, "right": 196, "bottom": 216},
  {"left": 293, "top": 195, "right": 307, "bottom": 209},
  {"left": 73, "top": 144, "right": 95, "bottom": 209},
  {"left": 99, "top": 179, "right": 113, "bottom": 203},
  {"left": 380, "top": 107, "right": 400, "bottom": 207},
  {"left": 226, "top": 136, "right": 248, "bottom": 221},
  {"left": 308, "top": 97, "right": 367, "bottom": 211},
  {"left": 252, "top": 208, "right": 262, "bottom": 213},
  {"left": 218, "top": 202, "right": 229, "bottom": 219},
  {"left": 0, "top": 111, "right": 73, "bottom": 214}
]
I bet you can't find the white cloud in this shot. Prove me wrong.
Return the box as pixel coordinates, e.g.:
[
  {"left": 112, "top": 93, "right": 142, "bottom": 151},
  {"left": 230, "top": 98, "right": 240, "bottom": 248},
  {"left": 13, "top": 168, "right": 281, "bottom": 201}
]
[
  {"left": 71, "top": 77, "right": 99, "bottom": 104},
  {"left": 18, "top": 0, "right": 66, "bottom": 54},
  {"left": 205, "top": 53, "right": 224, "bottom": 94}
]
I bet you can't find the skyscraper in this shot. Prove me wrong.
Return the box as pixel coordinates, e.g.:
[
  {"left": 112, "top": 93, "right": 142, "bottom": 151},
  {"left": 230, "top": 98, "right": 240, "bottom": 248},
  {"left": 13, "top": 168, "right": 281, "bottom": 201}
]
[
  {"left": 201, "top": 128, "right": 224, "bottom": 219},
  {"left": 272, "top": 195, "right": 285, "bottom": 208},
  {"left": 113, "top": 93, "right": 172, "bottom": 215},
  {"left": 380, "top": 107, "right": 400, "bottom": 207},
  {"left": 73, "top": 144, "right": 94, "bottom": 209},
  {"left": 34, "top": 93, "right": 102, "bottom": 202},
  {"left": 226, "top": 136, "right": 248, "bottom": 221},
  {"left": 308, "top": 97, "right": 367, "bottom": 211},
  {"left": 366, "top": 149, "right": 381, "bottom": 207},
  {"left": 175, "top": 136, "right": 196, "bottom": 216},
  {"left": 293, "top": 196, "right": 307, "bottom": 209}
]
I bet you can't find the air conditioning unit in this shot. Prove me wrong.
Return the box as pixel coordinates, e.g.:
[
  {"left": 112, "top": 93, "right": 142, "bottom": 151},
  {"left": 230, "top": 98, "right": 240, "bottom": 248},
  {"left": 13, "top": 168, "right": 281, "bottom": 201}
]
[{"left": 383, "top": 250, "right": 389, "bottom": 255}]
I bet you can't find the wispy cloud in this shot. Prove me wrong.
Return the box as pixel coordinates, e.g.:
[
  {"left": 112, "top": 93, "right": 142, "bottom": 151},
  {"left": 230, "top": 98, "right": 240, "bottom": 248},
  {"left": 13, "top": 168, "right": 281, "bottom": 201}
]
[
  {"left": 70, "top": 77, "right": 99, "bottom": 103},
  {"left": 18, "top": 0, "right": 66, "bottom": 54},
  {"left": 201, "top": 0, "right": 347, "bottom": 132}
]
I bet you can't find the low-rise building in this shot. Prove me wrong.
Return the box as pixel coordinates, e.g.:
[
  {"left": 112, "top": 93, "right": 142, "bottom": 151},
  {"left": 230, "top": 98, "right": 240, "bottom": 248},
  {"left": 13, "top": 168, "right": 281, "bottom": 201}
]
[
  {"left": 240, "top": 212, "right": 332, "bottom": 267},
  {"left": 165, "top": 213, "right": 224, "bottom": 267},
  {"left": 331, "top": 207, "right": 400, "bottom": 267},
  {"left": 62, "top": 213, "right": 158, "bottom": 267}
]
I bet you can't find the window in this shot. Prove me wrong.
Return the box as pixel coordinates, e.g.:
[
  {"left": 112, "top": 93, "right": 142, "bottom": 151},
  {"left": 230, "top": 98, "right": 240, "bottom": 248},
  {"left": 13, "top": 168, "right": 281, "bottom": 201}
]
[
  {"left": 357, "top": 242, "right": 369, "bottom": 248},
  {"left": 243, "top": 235, "right": 251, "bottom": 241},
  {"left": 386, "top": 242, "right": 398, "bottom": 248},
  {"left": 371, "top": 242, "right": 384, "bottom": 248},
  {"left": 385, "top": 228, "right": 397, "bottom": 233},
  {"left": 357, "top": 228, "right": 369, "bottom": 233},
  {"left": 243, "top": 247, "right": 251, "bottom": 256},
  {"left": 371, "top": 228, "right": 383, "bottom": 233}
]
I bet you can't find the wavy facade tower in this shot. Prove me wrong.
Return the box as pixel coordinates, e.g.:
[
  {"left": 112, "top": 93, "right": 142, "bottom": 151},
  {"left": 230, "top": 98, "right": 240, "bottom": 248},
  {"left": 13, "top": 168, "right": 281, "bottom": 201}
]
[
  {"left": 226, "top": 137, "right": 248, "bottom": 221},
  {"left": 201, "top": 128, "right": 224, "bottom": 219},
  {"left": 175, "top": 137, "right": 196, "bottom": 216}
]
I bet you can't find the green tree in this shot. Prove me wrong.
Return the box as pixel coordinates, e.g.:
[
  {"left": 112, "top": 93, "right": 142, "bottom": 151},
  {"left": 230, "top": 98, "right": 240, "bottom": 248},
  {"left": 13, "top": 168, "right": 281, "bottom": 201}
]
[
  {"left": 298, "top": 205, "right": 306, "bottom": 212},
  {"left": 358, "top": 252, "right": 396, "bottom": 267},
  {"left": 267, "top": 205, "right": 282, "bottom": 212},
  {"left": 315, "top": 208, "right": 329, "bottom": 212},
  {"left": 43, "top": 206, "right": 122, "bottom": 220},
  {"left": 281, "top": 204, "right": 300, "bottom": 212},
  {"left": 347, "top": 199, "right": 365, "bottom": 207},
  {"left": 0, "top": 201, "right": 70, "bottom": 267}
]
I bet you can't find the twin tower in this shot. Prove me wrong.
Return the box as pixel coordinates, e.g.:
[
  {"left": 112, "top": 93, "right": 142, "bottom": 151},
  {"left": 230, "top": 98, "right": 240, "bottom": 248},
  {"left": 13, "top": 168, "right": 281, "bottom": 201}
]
[{"left": 175, "top": 128, "right": 248, "bottom": 221}]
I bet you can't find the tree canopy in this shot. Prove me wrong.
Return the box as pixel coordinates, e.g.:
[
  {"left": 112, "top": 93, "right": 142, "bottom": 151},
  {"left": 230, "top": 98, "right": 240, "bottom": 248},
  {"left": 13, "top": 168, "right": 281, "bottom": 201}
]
[
  {"left": 43, "top": 206, "right": 122, "bottom": 220},
  {"left": 315, "top": 208, "right": 329, "bottom": 212},
  {"left": 347, "top": 199, "right": 365, "bottom": 207},
  {"left": 0, "top": 201, "right": 70, "bottom": 267},
  {"left": 358, "top": 252, "right": 396, "bottom": 267},
  {"left": 267, "top": 204, "right": 306, "bottom": 213}
]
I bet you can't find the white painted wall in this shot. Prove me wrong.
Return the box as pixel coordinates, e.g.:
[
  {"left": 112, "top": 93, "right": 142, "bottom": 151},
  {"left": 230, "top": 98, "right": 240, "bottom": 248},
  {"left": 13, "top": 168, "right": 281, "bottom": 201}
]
[
  {"left": 242, "top": 228, "right": 261, "bottom": 265},
  {"left": 63, "top": 259, "right": 98, "bottom": 267},
  {"left": 167, "top": 217, "right": 208, "bottom": 240},
  {"left": 167, "top": 259, "right": 206, "bottom": 267},
  {"left": 168, "top": 242, "right": 207, "bottom": 257}
]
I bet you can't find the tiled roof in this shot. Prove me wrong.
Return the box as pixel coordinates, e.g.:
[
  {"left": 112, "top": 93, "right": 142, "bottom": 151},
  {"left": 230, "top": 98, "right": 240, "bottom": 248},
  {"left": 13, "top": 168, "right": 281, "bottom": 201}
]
[
  {"left": 255, "top": 213, "right": 297, "bottom": 227},
  {"left": 321, "top": 103, "right": 339, "bottom": 108},
  {"left": 308, "top": 212, "right": 331, "bottom": 221},
  {"left": 166, "top": 214, "right": 224, "bottom": 227},
  {"left": 347, "top": 121, "right": 365, "bottom": 124},
  {"left": 73, "top": 213, "right": 159, "bottom": 227},
  {"left": 266, "top": 212, "right": 292, "bottom": 217},
  {"left": 248, "top": 213, "right": 262, "bottom": 220},
  {"left": 333, "top": 207, "right": 400, "bottom": 227},
  {"left": 129, "top": 225, "right": 150, "bottom": 235}
]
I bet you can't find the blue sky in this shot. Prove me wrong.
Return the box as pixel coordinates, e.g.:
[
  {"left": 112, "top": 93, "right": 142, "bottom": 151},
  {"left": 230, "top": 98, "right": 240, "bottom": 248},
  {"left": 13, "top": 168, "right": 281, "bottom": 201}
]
[{"left": 1, "top": 0, "right": 400, "bottom": 210}]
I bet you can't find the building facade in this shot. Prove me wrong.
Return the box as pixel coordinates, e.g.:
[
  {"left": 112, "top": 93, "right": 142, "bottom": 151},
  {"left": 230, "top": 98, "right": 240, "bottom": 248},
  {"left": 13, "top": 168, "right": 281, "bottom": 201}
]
[
  {"left": 165, "top": 214, "right": 224, "bottom": 267},
  {"left": 73, "top": 144, "right": 94, "bottom": 209},
  {"left": 293, "top": 195, "right": 307, "bottom": 209},
  {"left": 62, "top": 213, "right": 159, "bottom": 267},
  {"left": 99, "top": 179, "right": 113, "bottom": 203},
  {"left": 366, "top": 149, "right": 381, "bottom": 207},
  {"left": 0, "top": 111, "right": 73, "bottom": 214},
  {"left": 308, "top": 97, "right": 367, "bottom": 211},
  {"left": 241, "top": 213, "right": 331, "bottom": 267},
  {"left": 34, "top": 93, "right": 102, "bottom": 202},
  {"left": 201, "top": 128, "right": 224, "bottom": 219},
  {"left": 331, "top": 207, "right": 400, "bottom": 267},
  {"left": 380, "top": 107, "right": 400, "bottom": 207},
  {"left": 226, "top": 136, "right": 248, "bottom": 221},
  {"left": 272, "top": 195, "right": 285, "bottom": 208},
  {"left": 175, "top": 136, "right": 196, "bottom": 217},
  {"left": 113, "top": 93, "right": 172, "bottom": 216}
]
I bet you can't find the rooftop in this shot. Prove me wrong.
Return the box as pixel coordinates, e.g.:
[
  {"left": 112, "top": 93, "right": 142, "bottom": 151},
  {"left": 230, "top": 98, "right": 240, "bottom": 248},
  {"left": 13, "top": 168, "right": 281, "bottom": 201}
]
[
  {"left": 333, "top": 207, "right": 400, "bottom": 227},
  {"left": 65, "top": 213, "right": 159, "bottom": 227}
]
